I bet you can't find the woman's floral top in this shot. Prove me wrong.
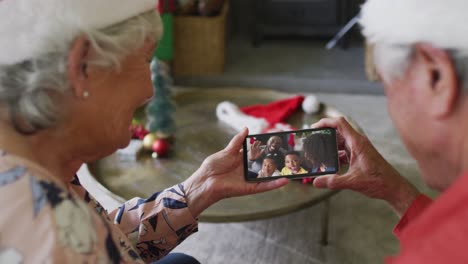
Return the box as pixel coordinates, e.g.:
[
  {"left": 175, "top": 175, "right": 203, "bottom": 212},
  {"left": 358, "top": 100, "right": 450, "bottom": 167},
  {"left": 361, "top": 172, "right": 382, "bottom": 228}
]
[{"left": 0, "top": 150, "right": 198, "bottom": 263}]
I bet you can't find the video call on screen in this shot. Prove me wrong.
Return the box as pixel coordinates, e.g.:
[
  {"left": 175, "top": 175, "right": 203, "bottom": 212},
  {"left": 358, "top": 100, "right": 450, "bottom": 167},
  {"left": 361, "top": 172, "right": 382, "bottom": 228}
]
[{"left": 245, "top": 129, "right": 338, "bottom": 179}]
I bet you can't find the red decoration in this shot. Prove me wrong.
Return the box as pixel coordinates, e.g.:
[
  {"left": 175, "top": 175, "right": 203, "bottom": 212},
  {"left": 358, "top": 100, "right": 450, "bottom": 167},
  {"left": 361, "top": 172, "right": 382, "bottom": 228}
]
[
  {"left": 130, "top": 124, "right": 149, "bottom": 140},
  {"left": 241, "top": 95, "right": 305, "bottom": 127},
  {"left": 152, "top": 139, "right": 170, "bottom": 157},
  {"left": 302, "top": 177, "right": 314, "bottom": 184},
  {"left": 288, "top": 133, "right": 295, "bottom": 148}
]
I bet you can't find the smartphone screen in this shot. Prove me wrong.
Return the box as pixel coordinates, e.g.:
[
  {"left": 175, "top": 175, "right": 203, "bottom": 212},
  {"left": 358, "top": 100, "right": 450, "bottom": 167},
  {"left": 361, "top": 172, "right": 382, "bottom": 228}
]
[{"left": 243, "top": 128, "right": 339, "bottom": 182}]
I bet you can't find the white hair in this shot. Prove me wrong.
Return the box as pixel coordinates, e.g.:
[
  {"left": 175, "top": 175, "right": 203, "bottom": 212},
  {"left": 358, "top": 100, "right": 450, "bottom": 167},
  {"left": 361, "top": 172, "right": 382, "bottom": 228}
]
[
  {"left": 372, "top": 43, "right": 468, "bottom": 90},
  {"left": 372, "top": 44, "right": 413, "bottom": 82},
  {"left": 0, "top": 10, "right": 162, "bottom": 134}
]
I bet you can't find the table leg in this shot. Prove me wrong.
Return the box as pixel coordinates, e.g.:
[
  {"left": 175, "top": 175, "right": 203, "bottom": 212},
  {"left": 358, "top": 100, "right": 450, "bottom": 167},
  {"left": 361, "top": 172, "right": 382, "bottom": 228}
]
[{"left": 320, "top": 197, "right": 331, "bottom": 246}]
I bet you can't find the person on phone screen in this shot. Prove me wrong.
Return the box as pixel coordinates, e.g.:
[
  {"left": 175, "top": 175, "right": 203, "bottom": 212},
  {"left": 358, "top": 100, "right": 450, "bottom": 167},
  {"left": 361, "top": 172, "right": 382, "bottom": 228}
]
[
  {"left": 302, "top": 133, "right": 336, "bottom": 173},
  {"left": 258, "top": 155, "right": 282, "bottom": 178},
  {"left": 281, "top": 151, "right": 308, "bottom": 175},
  {"left": 248, "top": 135, "right": 288, "bottom": 174},
  {"left": 310, "top": 0, "right": 468, "bottom": 262}
]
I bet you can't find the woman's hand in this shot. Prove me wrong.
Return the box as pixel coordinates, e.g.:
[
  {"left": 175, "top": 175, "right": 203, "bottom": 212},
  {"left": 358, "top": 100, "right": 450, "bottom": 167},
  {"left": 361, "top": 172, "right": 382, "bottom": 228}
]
[
  {"left": 183, "top": 128, "right": 289, "bottom": 218},
  {"left": 311, "top": 117, "right": 420, "bottom": 217}
]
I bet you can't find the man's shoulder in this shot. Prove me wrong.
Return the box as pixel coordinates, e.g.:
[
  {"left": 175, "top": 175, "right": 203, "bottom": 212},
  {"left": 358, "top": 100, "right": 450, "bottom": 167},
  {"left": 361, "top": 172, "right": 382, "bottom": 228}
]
[
  {"left": 406, "top": 173, "right": 468, "bottom": 231},
  {"left": 396, "top": 173, "right": 468, "bottom": 260}
]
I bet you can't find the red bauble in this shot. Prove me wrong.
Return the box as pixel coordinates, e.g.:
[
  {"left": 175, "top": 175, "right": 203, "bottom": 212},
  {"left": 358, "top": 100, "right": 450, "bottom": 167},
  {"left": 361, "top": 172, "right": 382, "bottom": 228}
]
[{"left": 152, "top": 139, "right": 170, "bottom": 157}]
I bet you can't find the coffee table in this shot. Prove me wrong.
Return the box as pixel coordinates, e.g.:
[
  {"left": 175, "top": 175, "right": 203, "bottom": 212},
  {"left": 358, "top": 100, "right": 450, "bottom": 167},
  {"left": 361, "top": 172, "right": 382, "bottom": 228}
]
[{"left": 87, "top": 88, "right": 358, "bottom": 243}]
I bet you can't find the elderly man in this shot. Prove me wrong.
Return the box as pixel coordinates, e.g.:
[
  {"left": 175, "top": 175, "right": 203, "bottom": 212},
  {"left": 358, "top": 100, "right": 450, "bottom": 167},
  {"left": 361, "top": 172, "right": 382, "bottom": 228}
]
[{"left": 312, "top": 0, "right": 468, "bottom": 263}]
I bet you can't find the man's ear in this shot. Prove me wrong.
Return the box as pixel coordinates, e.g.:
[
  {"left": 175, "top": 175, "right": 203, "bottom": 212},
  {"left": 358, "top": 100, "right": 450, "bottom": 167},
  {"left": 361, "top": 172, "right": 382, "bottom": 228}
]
[
  {"left": 67, "top": 35, "right": 90, "bottom": 98},
  {"left": 414, "top": 43, "right": 460, "bottom": 118}
]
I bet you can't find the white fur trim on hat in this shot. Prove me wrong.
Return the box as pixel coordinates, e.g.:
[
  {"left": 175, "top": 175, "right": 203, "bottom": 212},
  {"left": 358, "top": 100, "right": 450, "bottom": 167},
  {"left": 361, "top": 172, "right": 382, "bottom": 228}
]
[
  {"left": 360, "top": 0, "right": 468, "bottom": 52},
  {"left": 0, "top": 0, "right": 158, "bottom": 65},
  {"left": 302, "top": 95, "right": 320, "bottom": 114},
  {"left": 216, "top": 101, "right": 269, "bottom": 134}
]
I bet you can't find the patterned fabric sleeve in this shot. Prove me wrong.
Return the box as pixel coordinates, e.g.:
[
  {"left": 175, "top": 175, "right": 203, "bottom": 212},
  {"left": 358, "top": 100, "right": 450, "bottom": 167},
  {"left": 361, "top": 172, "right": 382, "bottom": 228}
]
[
  {"left": 108, "top": 183, "right": 199, "bottom": 262},
  {"left": 70, "top": 176, "right": 199, "bottom": 262}
]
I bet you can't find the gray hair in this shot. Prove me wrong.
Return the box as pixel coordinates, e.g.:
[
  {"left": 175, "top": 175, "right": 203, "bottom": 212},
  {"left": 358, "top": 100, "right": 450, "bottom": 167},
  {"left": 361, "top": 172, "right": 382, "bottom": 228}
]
[
  {"left": 373, "top": 43, "right": 468, "bottom": 90},
  {"left": 0, "top": 11, "right": 162, "bottom": 134}
]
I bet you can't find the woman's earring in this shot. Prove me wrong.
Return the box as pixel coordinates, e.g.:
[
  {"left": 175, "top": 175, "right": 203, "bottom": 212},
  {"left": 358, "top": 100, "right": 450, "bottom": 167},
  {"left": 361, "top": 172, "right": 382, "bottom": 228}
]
[{"left": 83, "top": 91, "right": 90, "bottom": 99}]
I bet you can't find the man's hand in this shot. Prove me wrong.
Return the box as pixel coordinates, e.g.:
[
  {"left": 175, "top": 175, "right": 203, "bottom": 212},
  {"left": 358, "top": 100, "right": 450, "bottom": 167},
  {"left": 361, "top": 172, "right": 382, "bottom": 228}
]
[
  {"left": 248, "top": 140, "right": 264, "bottom": 161},
  {"left": 183, "top": 128, "right": 289, "bottom": 218},
  {"left": 311, "top": 117, "right": 420, "bottom": 217}
]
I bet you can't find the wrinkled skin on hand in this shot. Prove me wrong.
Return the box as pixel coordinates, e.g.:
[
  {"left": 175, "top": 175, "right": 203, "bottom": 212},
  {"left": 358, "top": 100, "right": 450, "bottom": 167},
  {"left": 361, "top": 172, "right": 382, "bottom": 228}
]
[{"left": 311, "top": 117, "right": 420, "bottom": 217}]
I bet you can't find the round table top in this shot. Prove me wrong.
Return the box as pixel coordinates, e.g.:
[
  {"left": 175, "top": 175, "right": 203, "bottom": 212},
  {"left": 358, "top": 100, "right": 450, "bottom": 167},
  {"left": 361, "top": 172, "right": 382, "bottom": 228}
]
[{"left": 89, "top": 88, "right": 351, "bottom": 222}]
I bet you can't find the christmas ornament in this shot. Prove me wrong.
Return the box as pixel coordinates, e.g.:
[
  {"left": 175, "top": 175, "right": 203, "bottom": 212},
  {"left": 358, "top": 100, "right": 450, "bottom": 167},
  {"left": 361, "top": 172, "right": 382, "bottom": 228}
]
[
  {"left": 152, "top": 139, "right": 170, "bottom": 157},
  {"left": 130, "top": 124, "right": 149, "bottom": 140},
  {"left": 302, "top": 177, "right": 314, "bottom": 184},
  {"left": 142, "top": 133, "right": 158, "bottom": 150}
]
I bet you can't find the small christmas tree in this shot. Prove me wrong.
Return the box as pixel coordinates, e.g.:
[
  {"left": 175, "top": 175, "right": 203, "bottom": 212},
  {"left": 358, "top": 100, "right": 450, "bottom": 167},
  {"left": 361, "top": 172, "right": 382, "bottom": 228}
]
[{"left": 146, "top": 58, "right": 176, "bottom": 137}]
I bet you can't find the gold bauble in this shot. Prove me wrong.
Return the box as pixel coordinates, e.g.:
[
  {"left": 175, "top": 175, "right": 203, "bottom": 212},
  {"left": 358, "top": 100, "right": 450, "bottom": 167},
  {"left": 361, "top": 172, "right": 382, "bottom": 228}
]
[{"left": 142, "top": 133, "right": 157, "bottom": 150}]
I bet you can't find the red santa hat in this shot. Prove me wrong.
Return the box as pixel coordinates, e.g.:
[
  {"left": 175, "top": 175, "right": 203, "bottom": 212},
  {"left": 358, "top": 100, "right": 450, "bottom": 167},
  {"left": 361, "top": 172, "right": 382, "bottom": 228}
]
[
  {"left": 0, "top": 0, "right": 160, "bottom": 65},
  {"left": 241, "top": 95, "right": 305, "bottom": 127},
  {"left": 216, "top": 94, "right": 321, "bottom": 134}
]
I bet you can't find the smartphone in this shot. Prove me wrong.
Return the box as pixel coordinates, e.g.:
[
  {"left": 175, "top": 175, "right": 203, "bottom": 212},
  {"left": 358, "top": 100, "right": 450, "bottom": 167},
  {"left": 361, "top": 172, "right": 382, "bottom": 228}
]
[{"left": 243, "top": 127, "right": 339, "bottom": 182}]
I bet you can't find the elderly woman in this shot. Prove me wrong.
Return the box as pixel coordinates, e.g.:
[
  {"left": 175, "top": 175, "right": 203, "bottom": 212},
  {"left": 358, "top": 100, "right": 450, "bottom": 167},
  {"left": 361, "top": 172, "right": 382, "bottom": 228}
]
[
  {"left": 0, "top": 1, "right": 288, "bottom": 263},
  {"left": 312, "top": 0, "right": 468, "bottom": 262}
]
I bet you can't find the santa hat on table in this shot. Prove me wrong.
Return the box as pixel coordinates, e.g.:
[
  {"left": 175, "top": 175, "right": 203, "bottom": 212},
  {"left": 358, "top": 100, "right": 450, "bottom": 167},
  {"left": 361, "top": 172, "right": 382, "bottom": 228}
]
[
  {"left": 0, "top": 0, "right": 160, "bottom": 66},
  {"left": 241, "top": 95, "right": 305, "bottom": 129},
  {"left": 216, "top": 94, "right": 321, "bottom": 136}
]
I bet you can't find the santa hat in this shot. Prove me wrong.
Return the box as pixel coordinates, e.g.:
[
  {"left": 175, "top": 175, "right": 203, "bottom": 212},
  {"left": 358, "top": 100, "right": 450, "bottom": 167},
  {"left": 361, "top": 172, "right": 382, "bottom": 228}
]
[
  {"left": 241, "top": 95, "right": 305, "bottom": 126},
  {"left": 216, "top": 94, "right": 321, "bottom": 135},
  {"left": 0, "top": 0, "right": 159, "bottom": 65},
  {"left": 360, "top": 0, "right": 468, "bottom": 54}
]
